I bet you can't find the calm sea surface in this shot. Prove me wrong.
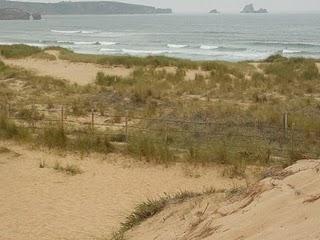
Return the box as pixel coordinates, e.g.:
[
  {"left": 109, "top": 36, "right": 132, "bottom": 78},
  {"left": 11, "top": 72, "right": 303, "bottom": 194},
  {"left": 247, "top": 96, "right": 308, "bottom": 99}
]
[{"left": 1, "top": 14, "right": 320, "bottom": 61}]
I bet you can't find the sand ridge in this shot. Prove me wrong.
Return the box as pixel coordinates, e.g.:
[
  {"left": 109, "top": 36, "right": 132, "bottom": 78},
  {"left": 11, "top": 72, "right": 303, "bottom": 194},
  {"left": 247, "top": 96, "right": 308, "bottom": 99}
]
[
  {"left": 125, "top": 160, "right": 320, "bottom": 240},
  {"left": 0, "top": 141, "right": 244, "bottom": 240}
]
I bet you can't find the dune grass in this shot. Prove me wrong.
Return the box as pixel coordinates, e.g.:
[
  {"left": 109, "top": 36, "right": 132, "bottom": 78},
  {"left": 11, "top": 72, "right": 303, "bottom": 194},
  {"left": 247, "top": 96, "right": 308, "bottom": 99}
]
[
  {"left": 111, "top": 190, "right": 217, "bottom": 240},
  {"left": 0, "top": 44, "right": 41, "bottom": 58},
  {"left": 1, "top": 46, "right": 320, "bottom": 169}
]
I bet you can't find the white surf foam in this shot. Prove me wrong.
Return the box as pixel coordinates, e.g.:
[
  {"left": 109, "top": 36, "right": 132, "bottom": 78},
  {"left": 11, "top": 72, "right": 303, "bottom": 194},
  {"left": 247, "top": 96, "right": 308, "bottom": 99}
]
[
  {"left": 73, "top": 41, "right": 100, "bottom": 45},
  {"left": 122, "top": 49, "right": 169, "bottom": 55},
  {"left": 51, "top": 30, "right": 81, "bottom": 34},
  {"left": 99, "top": 41, "right": 118, "bottom": 46},
  {"left": 282, "top": 49, "right": 302, "bottom": 54},
  {"left": 200, "top": 45, "right": 219, "bottom": 50},
  {"left": 167, "top": 44, "right": 188, "bottom": 49}
]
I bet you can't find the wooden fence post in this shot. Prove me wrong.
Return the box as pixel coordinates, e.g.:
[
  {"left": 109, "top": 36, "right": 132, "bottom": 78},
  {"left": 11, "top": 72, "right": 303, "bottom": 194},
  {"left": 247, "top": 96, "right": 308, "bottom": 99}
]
[
  {"left": 91, "top": 108, "right": 95, "bottom": 132},
  {"left": 206, "top": 118, "right": 210, "bottom": 143},
  {"left": 6, "top": 103, "right": 10, "bottom": 118},
  {"left": 291, "top": 123, "right": 295, "bottom": 155},
  {"left": 283, "top": 112, "right": 288, "bottom": 140},
  {"left": 125, "top": 112, "right": 128, "bottom": 143},
  {"left": 164, "top": 121, "right": 167, "bottom": 143},
  {"left": 165, "top": 121, "right": 169, "bottom": 161},
  {"left": 61, "top": 106, "right": 64, "bottom": 130}
]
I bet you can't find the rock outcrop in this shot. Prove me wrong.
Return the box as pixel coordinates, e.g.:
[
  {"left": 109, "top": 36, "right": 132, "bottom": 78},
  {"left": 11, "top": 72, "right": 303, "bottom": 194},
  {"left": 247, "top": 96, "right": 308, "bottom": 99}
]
[
  {"left": 31, "top": 12, "right": 41, "bottom": 20},
  {"left": 0, "top": 8, "right": 30, "bottom": 20},
  {"left": 0, "top": 0, "right": 172, "bottom": 15},
  {"left": 209, "top": 9, "right": 219, "bottom": 14},
  {"left": 241, "top": 4, "right": 268, "bottom": 13}
]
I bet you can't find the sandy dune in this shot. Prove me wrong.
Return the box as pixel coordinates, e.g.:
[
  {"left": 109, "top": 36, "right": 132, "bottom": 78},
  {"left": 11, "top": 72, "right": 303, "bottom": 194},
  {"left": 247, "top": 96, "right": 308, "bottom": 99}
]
[
  {"left": 1, "top": 55, "right": 133, "bottom": 85},
  {"left": 126, "top": 160, "right": 320, "bottom": 240},
  {"left": 0, "top": 52, "right": 210, "bottom": 85},
  {"left": 0, "top": 141, "right": 243, "bottom": 240}
]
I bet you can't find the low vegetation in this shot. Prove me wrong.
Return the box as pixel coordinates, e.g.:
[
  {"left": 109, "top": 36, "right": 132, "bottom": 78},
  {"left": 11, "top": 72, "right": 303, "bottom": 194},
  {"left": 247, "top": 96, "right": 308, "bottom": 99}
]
[
  {"left": 1, "top": 44, "right": 320, "bottom": 171},
  {"left": 53, "top": 161, "right": 83, "bottom": 175}
]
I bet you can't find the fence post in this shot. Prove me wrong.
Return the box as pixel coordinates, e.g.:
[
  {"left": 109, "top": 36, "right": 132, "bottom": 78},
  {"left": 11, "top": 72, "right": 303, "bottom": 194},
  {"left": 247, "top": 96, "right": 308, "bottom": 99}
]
[
  {"left": 165, "top": 121, "right": 169, "bottom": 161},
  {"left": 91, "top": 108, "right": 95, "bottom": 132},
  {"left": 6, "top": 103, "right": 10, "bottom": 118},
  {"left": 61, "top": 106, "right": 64, "bottom": 130},
  {"left": 283, "top": 112, "right": 288, "bottom": 140},
  {"left": 125, "top": 112, "right": 128, "bottom": 143},
  {"left": 291, "top": 122, "right": 295, "bottom": 156},
  {"left": 206, "top": 118, "right": 210, "bottom": 143}
]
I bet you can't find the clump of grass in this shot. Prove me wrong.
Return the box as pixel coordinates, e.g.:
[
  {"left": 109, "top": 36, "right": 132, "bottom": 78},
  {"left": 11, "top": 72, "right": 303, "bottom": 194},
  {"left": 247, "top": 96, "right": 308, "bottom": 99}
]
[
  {"left": 38, "top": 126, "right": 67, "bottom": 149},
  {"left": 112, "top": 190, "right": 206, "bottom": 240},
  {"left": 264, "top": 57, "right": 319, "bottom": 81},
  {"left": 96, "top": 72, "right": 119, "bottom": 86},
  {"left": 0, "top": 44, "right": 41, "bottom": 58},
  {"left": 53, "top": 161, "right": 83, "bottom": 175},
  {"left": 127, "top": 133, "right": 173, "bottom": 163},
  {"left": 73, "top": 133, "right": 114, "bottom": 154},
  {"left": 0, "top": 115, "right": 29, "bottom": 140}
]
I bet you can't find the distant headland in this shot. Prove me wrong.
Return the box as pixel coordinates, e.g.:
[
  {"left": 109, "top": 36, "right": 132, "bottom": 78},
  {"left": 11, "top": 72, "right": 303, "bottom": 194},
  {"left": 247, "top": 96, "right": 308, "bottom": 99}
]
[
  {"left": 0, "top": 8, "right": 41, "bottom": 20},
  {"left": 241, "top": 4, "right": 268, "bottom": 13},
  {"left": 0, "top": 0, "right": 172, "bottom": 16}
]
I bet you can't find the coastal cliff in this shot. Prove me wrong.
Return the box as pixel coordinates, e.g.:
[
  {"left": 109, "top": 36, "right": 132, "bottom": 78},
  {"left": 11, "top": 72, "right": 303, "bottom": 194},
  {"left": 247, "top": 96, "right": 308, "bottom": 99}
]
[{"left": 0, "top": 0, "right": 173, "bottom": 15}]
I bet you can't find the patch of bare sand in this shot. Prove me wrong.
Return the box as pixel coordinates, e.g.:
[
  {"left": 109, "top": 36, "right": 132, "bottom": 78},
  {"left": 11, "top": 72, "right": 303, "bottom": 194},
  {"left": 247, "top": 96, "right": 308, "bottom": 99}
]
[
  {"left": 1, "top": 55, "right": 133, "bottom": 85},
  {"left": 0, "top": 141, "right": 244, "bottom": 240},
  {"left": 126, "top": 159, "right": 320, "bottom": 240}
]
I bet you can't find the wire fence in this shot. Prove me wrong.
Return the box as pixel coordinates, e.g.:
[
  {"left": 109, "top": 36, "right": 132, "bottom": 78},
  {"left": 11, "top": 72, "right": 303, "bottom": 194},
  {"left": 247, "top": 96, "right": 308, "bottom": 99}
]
[{"left": 1, "top": 103, "right": 320, "bottom": 161}]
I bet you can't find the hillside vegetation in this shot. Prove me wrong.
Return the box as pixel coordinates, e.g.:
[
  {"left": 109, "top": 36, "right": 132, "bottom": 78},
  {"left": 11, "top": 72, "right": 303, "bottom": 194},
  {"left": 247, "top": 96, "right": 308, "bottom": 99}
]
[{"left": 0, "top": 0, "right": 172, "bottom": 14}]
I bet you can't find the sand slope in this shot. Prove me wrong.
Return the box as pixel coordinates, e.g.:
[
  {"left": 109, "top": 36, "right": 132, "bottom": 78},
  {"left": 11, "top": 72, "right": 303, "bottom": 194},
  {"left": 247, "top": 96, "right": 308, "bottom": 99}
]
[
  {"left": 1, "top": 53, "right": 133, "bottom": 85},
  {"left": 0, "top": 141, "right": 243, "bottom": 240},
  {"left": 126, "top": 160, "right": 320, "bottom": 240}
]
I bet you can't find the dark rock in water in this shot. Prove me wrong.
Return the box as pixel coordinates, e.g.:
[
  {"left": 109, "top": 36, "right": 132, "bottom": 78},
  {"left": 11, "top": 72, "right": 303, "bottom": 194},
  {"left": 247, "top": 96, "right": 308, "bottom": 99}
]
[
  {"left": 255, "top": 8, "right": 268, "bottom": 13},
  {"left": 32, "top": 12, "right": 41, "bottom": 20},
  {"left": 0, "top": 0, "right": 172, "bottom": 15},
  {"left": 241, "top": 4, "right": 268, "bottom": 13},
  {"left": 209, "top": 9, "right": 219, "bottom": 14},
  {"left": 0, "top": 8, "right": 30, "bottom": 20}
]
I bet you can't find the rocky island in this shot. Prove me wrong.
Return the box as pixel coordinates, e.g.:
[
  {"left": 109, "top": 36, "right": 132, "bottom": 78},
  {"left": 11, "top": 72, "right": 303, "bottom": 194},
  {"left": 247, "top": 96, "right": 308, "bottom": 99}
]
[
  {"left": 209, "top": 9, "right": 219, "bottom": 14},
  {"left": 241, "top": 4, "right": 268, "bottom": 13},
  {"left": 0, "top": 0, "right": 172, "bottom": 15}
]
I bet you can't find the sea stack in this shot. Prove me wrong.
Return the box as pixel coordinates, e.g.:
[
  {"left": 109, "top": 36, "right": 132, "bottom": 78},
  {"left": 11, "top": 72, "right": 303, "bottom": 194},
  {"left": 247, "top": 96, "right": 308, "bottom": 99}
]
[
  {"left": 209, "top": 9, "right": 219, "bottom": 14},
  {"left": 32, "top": 13, "right": 41, "bottom": 20},
  {"left": 241, "top": 4, "right": 268, "bottom": 13}
]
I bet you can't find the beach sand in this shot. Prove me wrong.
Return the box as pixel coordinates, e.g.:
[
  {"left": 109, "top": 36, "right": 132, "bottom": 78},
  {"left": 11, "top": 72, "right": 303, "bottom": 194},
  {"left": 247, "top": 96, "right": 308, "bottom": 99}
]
[{"left": 0, "top": 141, "right": 243, "bottom": 240}]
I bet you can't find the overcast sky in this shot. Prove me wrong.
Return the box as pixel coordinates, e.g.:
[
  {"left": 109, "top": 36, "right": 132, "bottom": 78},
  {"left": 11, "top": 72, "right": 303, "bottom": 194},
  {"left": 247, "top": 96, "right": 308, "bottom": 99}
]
[{"left": 21, "top": 0, "right": 320, "bottom": 13}]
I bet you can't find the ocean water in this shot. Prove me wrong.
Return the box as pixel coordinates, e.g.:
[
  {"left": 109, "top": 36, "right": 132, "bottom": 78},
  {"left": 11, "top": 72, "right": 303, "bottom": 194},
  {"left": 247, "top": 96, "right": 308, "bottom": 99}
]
[{"left": 1, "top": 14, "right": 320, "bottom": 61}]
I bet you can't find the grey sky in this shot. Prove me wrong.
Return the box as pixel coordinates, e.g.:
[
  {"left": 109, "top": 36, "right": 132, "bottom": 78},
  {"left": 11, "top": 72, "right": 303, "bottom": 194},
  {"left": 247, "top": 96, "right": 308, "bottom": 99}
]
[{"left": 20, "top": 0, "right": 320, "bottom": 13}]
